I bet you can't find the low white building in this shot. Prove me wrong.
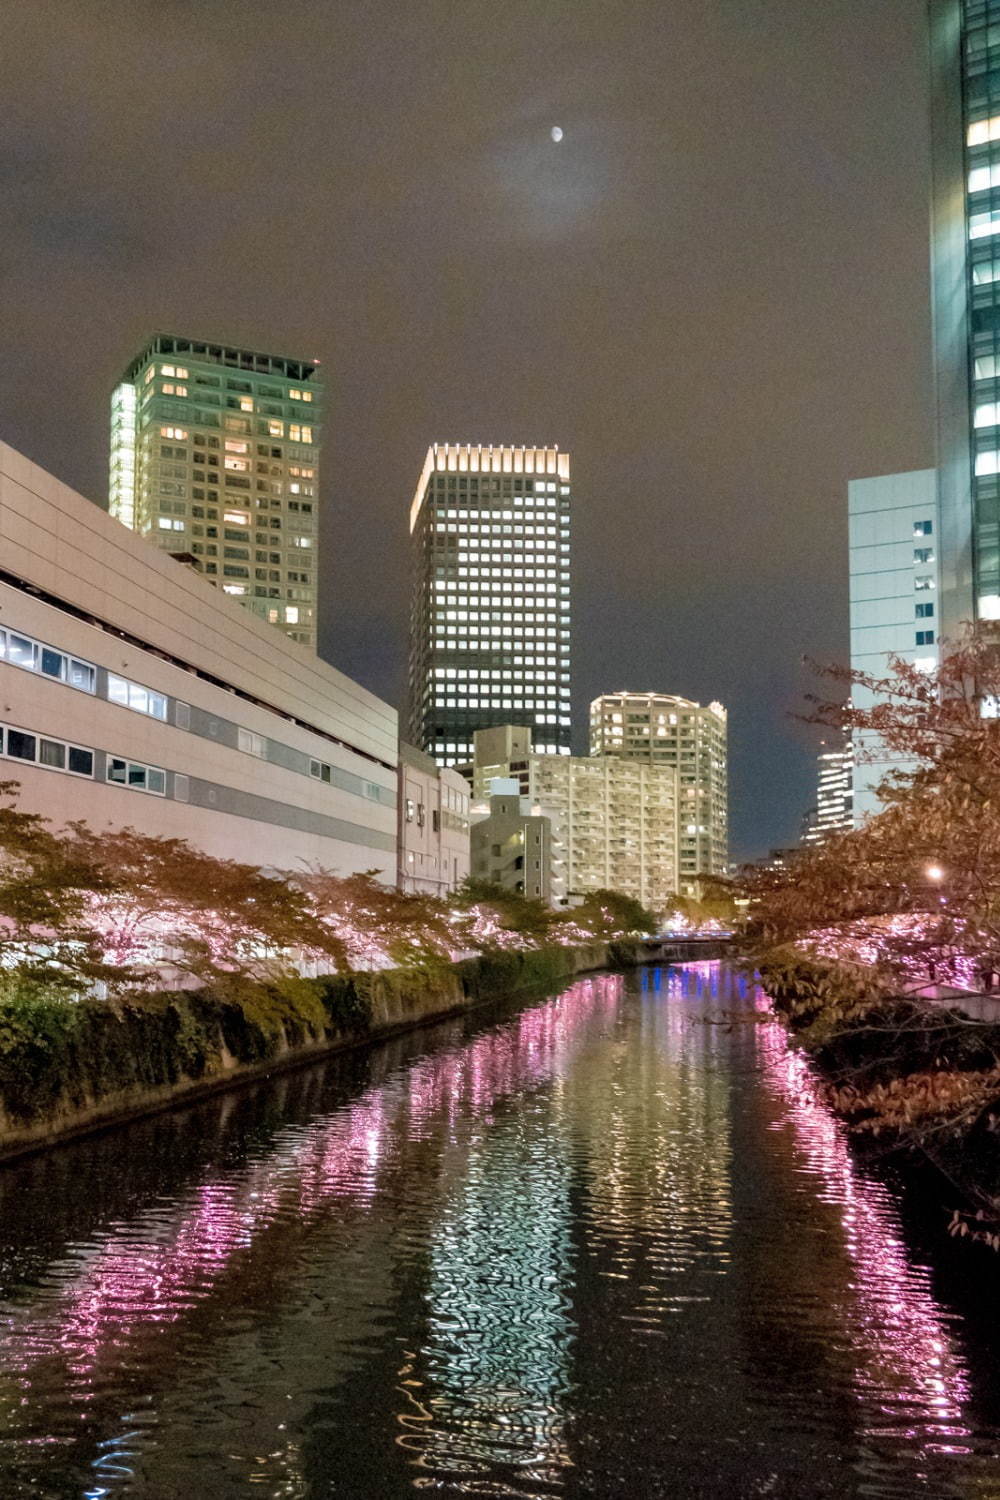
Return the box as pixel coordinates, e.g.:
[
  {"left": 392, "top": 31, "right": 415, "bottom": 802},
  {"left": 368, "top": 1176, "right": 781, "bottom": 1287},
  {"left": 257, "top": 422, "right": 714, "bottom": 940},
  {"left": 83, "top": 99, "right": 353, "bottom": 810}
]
[
  {"left": 470, "top": 779, "right": 555, "bottom": 902},
  {"left": 849, "top": 469, "right": 940, "bottom": 824},
  {"left": 398, "top": 742, "right": 470, "bottom": 895},
  {"left": 0, "top": 440, "right": 397, "bottom": 876}
]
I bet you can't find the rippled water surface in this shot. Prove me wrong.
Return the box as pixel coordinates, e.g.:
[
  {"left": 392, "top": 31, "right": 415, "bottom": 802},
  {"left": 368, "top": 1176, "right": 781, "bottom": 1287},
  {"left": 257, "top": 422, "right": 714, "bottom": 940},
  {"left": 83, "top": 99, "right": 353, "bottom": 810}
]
[{"left": 3, "top": 964, "right": 1000, "bottom": 1498}]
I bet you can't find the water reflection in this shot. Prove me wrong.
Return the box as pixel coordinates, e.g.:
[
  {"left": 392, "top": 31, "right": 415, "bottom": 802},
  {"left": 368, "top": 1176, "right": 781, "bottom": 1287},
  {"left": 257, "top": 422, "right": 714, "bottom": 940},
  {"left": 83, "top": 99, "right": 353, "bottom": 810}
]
[
  {"left": 754, "top": 1010, "right": 974, "bottom": 1459},
  {"left": 0, "top": 966, "right": 998, "bottom": 1497}
]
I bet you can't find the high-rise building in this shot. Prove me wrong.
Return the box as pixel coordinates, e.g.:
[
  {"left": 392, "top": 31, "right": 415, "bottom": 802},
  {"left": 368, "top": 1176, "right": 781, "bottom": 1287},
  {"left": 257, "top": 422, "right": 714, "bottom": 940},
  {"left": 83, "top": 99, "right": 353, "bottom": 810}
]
[
  {"left": 588, "top": 692, "right": 728, "bottom": 893},
  {"left": 929, "top": 0, "right": 1000, "bottom": 634},
  {"left": 110, "top": 335, "right": 322, "bottom": 649},
  {"left": 848, "top": 469, "right": 941, "bottom": 823},
  {"left": 803, "top": 744, "right": 853, "bottom": 844},
  {"left": 407, "top": 444, "right": 572, "bottom": 768},
  {"left": 470, "top": 728, "right": 679, "bottom": 912}
]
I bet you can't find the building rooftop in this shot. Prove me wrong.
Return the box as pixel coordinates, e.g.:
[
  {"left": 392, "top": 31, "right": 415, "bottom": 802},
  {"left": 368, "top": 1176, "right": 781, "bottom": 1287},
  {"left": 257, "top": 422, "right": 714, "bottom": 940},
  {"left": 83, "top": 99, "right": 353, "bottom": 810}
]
[
  {"left": 409, "top": 443, "right": 570, "bottom": 530},
  {"left": 120, "top": 334, "right": 323, "bottom": 387}
]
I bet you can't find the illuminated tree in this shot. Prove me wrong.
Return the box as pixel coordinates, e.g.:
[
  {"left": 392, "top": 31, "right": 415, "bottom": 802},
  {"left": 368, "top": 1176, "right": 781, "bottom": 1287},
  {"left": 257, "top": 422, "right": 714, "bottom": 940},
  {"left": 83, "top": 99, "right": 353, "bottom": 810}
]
[{"left": 742, "top": 626, "right": 1000, "bottom": 984}]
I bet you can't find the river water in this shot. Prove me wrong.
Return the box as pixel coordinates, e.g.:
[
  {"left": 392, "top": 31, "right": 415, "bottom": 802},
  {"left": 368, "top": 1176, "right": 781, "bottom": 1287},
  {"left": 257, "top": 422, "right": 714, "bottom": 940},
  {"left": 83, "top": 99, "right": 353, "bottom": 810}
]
[{"left": 2, "top": 963, "right": 1000, "bottom": 1499}]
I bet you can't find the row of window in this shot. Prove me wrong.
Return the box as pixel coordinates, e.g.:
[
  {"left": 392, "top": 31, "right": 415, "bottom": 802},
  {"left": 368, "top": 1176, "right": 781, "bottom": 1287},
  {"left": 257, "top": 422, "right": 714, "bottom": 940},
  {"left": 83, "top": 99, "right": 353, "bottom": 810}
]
[
  {"left": 0, "top": 722, "right": 169, "bottom": 797},
  {"left": 0, "top": 724, "right": 94, "bottom": 777},
  {"left": 0, "top": 628, "right": 96, "bottom": 692},
  {"left": 1, "top": 616, "right": 396, "bottom": 801}
]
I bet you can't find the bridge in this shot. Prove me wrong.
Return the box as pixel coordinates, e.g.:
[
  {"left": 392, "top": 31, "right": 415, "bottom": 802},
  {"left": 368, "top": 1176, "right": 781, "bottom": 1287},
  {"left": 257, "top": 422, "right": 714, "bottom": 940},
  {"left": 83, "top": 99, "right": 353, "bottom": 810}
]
[{"left": 634, "top": 935, "right": 737, "bottom": 964}]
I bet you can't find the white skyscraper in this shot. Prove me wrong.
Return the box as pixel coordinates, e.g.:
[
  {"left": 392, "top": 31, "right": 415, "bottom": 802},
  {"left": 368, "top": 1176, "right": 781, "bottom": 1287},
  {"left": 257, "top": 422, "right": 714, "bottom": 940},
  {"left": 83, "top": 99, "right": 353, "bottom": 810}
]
[{"left": 407, "top": 444, "right": 572, "bottom": 768}]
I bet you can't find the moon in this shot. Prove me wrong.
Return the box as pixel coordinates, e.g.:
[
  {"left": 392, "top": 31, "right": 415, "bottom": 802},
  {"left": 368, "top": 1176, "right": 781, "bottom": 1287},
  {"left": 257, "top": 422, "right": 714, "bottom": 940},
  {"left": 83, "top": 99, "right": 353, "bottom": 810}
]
[{"left": 550, "top": 126, "right": 563, "bottom": 143}]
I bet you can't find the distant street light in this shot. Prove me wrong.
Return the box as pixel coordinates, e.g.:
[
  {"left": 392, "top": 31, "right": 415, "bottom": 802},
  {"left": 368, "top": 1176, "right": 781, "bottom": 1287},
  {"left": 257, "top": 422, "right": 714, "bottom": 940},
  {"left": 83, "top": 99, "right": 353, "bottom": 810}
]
[{"left": 926, "top": 864, "right": 945, "bottom": 883}]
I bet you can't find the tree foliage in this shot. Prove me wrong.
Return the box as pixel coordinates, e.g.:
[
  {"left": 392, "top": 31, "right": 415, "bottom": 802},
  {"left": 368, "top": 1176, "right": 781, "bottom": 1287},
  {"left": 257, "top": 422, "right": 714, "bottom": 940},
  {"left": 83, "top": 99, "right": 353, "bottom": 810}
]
[
  {"left": 0, "top": 784, "right": 652, "bottom": 997},
  {"left": 741, "top": 625, "right": 1000, "bottom": 984}
]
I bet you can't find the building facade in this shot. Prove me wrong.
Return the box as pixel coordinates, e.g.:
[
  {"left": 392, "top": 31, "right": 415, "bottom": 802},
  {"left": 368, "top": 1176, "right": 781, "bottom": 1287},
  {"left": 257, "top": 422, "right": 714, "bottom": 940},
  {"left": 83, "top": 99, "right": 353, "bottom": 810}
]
[
  {"left": 110, "top": 334, "right": 322, "bottom": 648},
  {"left": 470, "top": 781, "right": 555, "bottom": 902},
  {"left": 407, "top": 444, "right": 572, "bottom": 768},
  {"left": 849, "top": 469, "right": 942, "bottom": 823},
  {"left": 471, "top": 728, "right": 680, "bottom": 913},
  {"left": 802, "top": 744, "right": 853, "bottom": 843},
  {"left": 588, "top": 692, "right": 727, "bottom": 892},
  {"left": 929, "top": 0, "right": 1000, "bottom": 634},
  {"left": 398, "top": 742, "right": 471, "bottom": 895},
  {"left": 1, "top": 440, "right": 396, "bottom": 876}
]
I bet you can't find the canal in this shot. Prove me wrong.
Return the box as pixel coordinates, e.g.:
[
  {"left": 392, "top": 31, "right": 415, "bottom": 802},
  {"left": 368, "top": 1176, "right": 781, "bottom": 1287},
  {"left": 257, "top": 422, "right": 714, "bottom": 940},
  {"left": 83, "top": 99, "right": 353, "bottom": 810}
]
[{"left": 2, "top": 963, "right": 1000, "bottom": 1498}]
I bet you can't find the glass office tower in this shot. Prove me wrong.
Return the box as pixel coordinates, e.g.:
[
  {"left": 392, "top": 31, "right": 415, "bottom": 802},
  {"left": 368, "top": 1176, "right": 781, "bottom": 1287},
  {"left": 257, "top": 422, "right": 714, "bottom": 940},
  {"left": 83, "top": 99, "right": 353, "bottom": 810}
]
[
  {"left": 407, "top": 444, "right": 572, "bottom": 768},
  {"left": 930, "top": 0, "right": 1000, "bottom": 631},
  {"left": 110, "top": 335, "right": 322, "bottom": 648}
]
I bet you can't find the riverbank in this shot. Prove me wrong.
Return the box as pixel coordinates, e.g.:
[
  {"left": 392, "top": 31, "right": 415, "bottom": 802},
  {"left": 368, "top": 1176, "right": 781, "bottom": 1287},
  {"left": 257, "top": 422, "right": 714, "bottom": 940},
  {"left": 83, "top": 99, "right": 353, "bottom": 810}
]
[
  {"left": 758, "top": 947, "right": 1000, "bottom": 1240},
  {"left": 0, "top": 943, "right": 611, "bottom": 1162}
]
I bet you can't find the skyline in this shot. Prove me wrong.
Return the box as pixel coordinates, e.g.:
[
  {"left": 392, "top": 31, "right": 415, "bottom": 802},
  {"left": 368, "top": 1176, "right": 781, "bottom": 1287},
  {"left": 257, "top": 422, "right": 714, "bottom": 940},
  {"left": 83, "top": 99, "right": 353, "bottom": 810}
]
[{"left": 0, "top": 0, "right": 932, "bottom": 858}]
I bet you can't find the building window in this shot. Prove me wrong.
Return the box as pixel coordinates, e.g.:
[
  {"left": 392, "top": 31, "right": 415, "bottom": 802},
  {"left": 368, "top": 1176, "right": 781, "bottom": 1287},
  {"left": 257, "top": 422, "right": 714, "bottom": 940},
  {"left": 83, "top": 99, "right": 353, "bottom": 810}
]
[
  {"left": 405, "top": 798, "right": 415, "bottom": 823},
  {"left": 106, "top": 757, "right": 166, "bottom": 795},
  {"left": 916, "top": 630, "right": 935, "bottom": 646},
  {"left": 107, "top": 674, "right": 168, "bottom": 720},
  {"left": 237, "top": 728, "right": 267, "bottom": 758},
  {"left": 916, "top": 602, "right": 934, "bottom": 619},
  {"left": 913, "top": 547, "right": 934, "bottom": 564},
  {"left": 0, "top": 628, "right": 96, "bottom": 693},
  {"left": 0, "top": 723, "right": 94, "bottom": 778}
]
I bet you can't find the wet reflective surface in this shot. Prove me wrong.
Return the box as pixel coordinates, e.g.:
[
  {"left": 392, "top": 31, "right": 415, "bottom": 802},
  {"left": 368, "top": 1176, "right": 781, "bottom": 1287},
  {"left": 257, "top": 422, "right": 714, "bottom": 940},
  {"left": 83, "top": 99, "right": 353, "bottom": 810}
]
[{"left": 2, "top": 964, "right": 1000, "bottom": 1497}]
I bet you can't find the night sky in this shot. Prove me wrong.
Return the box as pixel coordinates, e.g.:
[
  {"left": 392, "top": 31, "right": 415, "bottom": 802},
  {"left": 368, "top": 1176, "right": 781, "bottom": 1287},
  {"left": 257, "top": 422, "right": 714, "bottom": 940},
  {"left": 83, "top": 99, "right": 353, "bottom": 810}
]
[{"left": 0, "top": 0, "right": 932, "bottom": 859}]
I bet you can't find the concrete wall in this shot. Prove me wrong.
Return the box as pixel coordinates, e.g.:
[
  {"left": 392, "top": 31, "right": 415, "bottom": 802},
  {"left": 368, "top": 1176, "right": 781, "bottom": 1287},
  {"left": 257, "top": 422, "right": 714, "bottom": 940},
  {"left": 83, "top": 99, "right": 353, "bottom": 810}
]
[{"left": 0, "top": 945, "right": 609, "bottom": 1161}]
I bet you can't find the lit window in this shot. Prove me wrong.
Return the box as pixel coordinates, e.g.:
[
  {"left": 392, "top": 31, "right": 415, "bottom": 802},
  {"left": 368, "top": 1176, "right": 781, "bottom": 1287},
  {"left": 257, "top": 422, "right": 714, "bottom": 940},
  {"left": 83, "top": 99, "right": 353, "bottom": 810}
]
[
  {"left": 285, "top": 606, "right": 299, "bottom": 624},
  {"left": 239, "top": 397, "right": 254, "bottom": 412},
  {"left": 267, "top": 420, "right": 284, "bottom": 437},
  {"left": 976, "top": 451, "right": 1000, "bottom": 475},
  {"left": 160, "top": 426, "right": 188, "bottom": 440},
  {"left": 107, "top": 674, "right": 168, "bottom": 720},
  {"left": 157, "top": 518, "right": 185, "bottom": 531},
  {"left": 976, "top": 402, "right": 1000, "bottom": 427},
  {"left": 970, "top": 211, "right": 1000, "bottom": 241},
  {"left": 968, "top": 116, "right": 1000, "bottom": 146},
  {"left": 223, "top": 510, "right": 250, "bottom": 524}
]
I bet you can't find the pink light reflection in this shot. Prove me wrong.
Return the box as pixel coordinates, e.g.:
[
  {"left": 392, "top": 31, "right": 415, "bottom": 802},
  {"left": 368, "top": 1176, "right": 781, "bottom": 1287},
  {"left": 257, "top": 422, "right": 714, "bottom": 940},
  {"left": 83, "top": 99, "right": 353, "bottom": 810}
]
[
  {"left": 0, "top": 973, "right": 622, "bottom": 1400},
  {"left": 753, "top": 1002, "right": 973, "bottom": 1454}
]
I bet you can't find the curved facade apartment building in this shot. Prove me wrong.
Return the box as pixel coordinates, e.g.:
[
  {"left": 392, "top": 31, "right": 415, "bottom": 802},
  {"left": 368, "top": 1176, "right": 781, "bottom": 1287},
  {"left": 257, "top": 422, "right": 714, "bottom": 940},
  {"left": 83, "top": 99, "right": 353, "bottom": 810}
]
[
  {"left": 589, "top": 692, "right": 728, "bottom": 893},
  {"left": 0, "top": 441, "right": 396, "bottom": 876}
]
